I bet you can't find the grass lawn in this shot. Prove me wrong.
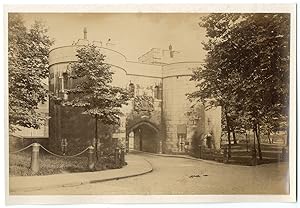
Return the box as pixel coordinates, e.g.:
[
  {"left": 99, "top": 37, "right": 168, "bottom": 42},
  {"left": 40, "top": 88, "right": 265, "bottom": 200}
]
[
  {"left": 9, "top": 151, "right": 119, "bottom": 176},
  {"left": 191, "top": 136, "right": 287, "bottom": 166},
  {"left": 220, "top": 142, "right": 287, "bottom": 166}
]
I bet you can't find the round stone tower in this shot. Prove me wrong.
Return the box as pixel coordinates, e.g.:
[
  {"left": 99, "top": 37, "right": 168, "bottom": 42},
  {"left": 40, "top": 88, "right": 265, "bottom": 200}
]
[{"left": 161, "top": 62, "right": 222, "bottom": 153}]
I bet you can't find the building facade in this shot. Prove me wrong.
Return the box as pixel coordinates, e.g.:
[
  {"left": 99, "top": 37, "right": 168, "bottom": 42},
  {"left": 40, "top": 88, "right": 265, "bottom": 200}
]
[{"left": 48, "top": 31, "right": 221, "bottom": 155}]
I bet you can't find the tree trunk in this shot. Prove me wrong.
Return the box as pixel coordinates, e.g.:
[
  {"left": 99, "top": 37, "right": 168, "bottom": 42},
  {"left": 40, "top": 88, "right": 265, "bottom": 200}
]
[
  {"left": 232, "top": 129, "right": 237, "bottom": 144},
  {"left": 245, "top": 131, "right": 249, "bottom": 152},
  {"left": 253, "top": 127, "right": 256, "bottom": 157},
  {"left": 227, "top": 130, "right": 231, "bottom": 159},
  {"left": 267, "top": 129, "right": 272, "bottom": 144},
  {"left": 95, "top": 115, "right": 99, "bottom": 161},
  {"left": 225, "top": 113, "right": 231, "bottom": 159},
  {"left": 57, "top": 104, "right": 62, "bottom": 145},
  {"left": 255, "top": 124, "right": 263, "bottom": 160}
]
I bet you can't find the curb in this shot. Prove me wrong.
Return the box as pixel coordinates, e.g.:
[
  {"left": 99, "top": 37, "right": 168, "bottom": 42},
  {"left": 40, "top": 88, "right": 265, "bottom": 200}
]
[
  {"left": 132, "top": 150, "right": 286, "bottom": 168},
  {"left": 130, "top": 150, "right": 243, "bottom": 167},
  {"left": 10, "top": 158, "right": 153, "bottom": 194},
  {"left": 90, "top": 159, "right": 153, "bottom": 184},
  {"left": 10, "top": 181, "right": 88, "bottom": 193}
]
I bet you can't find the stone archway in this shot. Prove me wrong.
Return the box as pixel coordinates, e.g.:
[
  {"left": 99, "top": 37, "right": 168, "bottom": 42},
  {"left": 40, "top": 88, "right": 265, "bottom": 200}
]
[{"left": 127, "top": 121, "right": 161, "bottom": 153}]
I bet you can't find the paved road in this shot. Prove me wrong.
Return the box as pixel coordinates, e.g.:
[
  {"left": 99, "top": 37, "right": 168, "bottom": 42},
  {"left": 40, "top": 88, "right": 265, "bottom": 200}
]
[{"left": 17, "top": 152, "right": 289, "bottom": 195}]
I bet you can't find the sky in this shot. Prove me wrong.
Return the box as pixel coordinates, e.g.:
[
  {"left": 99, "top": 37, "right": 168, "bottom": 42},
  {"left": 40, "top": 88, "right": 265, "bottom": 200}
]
[{"left": 21, "top": 13, "right": 208, "bottom": 61}]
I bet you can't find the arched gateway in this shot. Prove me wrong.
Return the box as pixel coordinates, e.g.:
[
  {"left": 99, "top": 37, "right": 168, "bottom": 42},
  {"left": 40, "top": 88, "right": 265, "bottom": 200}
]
[{"left": 126, "top": 120, "right": 162, "bottom": 153}]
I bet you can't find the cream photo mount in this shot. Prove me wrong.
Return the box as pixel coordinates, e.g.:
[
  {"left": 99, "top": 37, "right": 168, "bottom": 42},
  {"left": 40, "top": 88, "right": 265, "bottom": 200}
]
[{"left": 4, "top": 4, "right": 297, "bottom": 204}]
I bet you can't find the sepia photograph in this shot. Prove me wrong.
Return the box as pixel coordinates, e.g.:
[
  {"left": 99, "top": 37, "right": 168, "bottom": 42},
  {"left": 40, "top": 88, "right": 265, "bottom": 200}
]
[{"left": 5, "top": 4, "right": 296, "bottom": 204}]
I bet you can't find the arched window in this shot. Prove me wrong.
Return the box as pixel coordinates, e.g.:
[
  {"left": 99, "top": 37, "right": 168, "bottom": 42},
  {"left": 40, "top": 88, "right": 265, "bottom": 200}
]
[
  {"left": 62, "top": 72, "right": 69, "bottom": 100},
  {"left": 154, "top": 84, "right": 162, "bottom": 100},
  {"left": 154, "top": 85, "right": 159, "bottom": 99},
  {"left": 63, "top": 72, "right": 69, "bottom": 90}
]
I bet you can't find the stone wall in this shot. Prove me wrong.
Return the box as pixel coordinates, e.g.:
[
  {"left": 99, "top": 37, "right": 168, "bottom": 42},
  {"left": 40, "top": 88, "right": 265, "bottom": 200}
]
[
  {"left": 162, "top": 62, "right": 204, "bottom": 153},
  {"left": 48, "top": 42, "right": 222, "bottom": 155}
]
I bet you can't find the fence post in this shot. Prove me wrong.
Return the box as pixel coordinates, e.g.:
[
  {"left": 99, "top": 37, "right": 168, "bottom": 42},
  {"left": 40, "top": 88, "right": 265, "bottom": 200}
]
[
  {"left": 120, "top": 147, "right": 125, "bottom": 166},
  {"left": 31, "top": 143, "right": 40, "bottom": 174},
  {"left": 115, "top": 147, "right": 120, "bottom": 168},
  {"left": 87, "top": 146, "right": 95, "bottom": 171}
]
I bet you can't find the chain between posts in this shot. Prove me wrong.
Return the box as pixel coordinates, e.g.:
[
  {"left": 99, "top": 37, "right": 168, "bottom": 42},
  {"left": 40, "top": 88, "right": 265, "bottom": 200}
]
[
  {"left": 10, "top": 143, "right": 34, "bottom": 154},
  {"left": 11, "top": 143, "right": 90, "bottom": 158},
  {"left": 39, "top": 145, "right": 89, "bottom": 158},
  {"left": 11, "top": 143, "right": 122, "bottom": 159},
  {"left": 11, "top": 143, "right": 126, "bottom": 172}
]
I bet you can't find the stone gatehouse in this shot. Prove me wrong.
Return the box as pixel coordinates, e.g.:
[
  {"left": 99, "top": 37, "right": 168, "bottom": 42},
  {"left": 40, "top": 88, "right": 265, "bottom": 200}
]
[{"left": 48, "top": 30, "right": 222, "bottom": 154}]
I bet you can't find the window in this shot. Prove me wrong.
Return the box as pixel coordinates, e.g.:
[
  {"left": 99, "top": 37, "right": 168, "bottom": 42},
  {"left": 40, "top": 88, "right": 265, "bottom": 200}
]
[
  {"left": 129, "top": 83, "right": 135, "bottom": 97},
  {"left": 154, "top": 86, "right": 159, "bottom": 99},
  {"left": 63, "top": 72, "right": 69, "bottom": 90},
  {"left": 154, "top": 85, "right": 162, "bottom": 100}
]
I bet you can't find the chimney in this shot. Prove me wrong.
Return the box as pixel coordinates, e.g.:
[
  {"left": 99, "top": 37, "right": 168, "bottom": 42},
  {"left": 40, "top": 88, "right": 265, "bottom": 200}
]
[{"left": 83, "top": 27, "right": 87, "bottom": 40}]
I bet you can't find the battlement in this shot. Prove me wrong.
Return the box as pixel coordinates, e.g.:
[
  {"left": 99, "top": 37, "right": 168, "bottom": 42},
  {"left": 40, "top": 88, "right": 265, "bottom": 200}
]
[{"left": 138, "top": 45, "right": 182, "bottom": 65}]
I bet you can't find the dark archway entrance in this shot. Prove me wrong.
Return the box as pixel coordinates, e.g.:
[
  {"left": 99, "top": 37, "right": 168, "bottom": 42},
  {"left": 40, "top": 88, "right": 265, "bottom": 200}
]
[{"left": 127, "top": 121, "right": 160, "bottom": 153}]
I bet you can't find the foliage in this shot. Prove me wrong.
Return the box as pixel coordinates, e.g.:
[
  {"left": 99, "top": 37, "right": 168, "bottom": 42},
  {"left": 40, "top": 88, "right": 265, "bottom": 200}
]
[
  {"left": 62, "top": 44, "right": 130, "bottom": 161},
  {"left": 8, "top": 14, "right": 53, "bottom": 132},
  {"left": 64, "top": 44, "right": 130, "bottom": 126},
  {"left": 189, "top": 13, "right": 290, "bottom": 159},
  {"left": 228, "top": 14, "right": 289, "bottom": 124}
]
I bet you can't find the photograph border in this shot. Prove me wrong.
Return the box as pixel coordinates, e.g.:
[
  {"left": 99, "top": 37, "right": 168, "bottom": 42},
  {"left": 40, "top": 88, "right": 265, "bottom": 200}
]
[{"left": 4, "top": 3, "right": 297, "bottom": 205}]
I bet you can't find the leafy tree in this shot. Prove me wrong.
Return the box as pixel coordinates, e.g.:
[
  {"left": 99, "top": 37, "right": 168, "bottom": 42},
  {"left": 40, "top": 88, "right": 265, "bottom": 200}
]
[
  {"left": 226, "top": 13, "right": 290, "bottom": 159},
  {"left": 190, "top": 13, "right": 289, "bottom": 161},
  {"left": 8, "top": 14, "right": 53, "bottom": 132},
  {"left": 188, "top": 14, "right": 242, "bottom": 158},
  {"left": 64, "top": 44, "right": 130, "bottom": 159}
]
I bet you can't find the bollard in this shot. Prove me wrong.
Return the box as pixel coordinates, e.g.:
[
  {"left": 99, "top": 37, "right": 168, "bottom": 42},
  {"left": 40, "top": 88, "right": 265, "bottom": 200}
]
[
  {"left": 159, "top": 141, "right": 163, "bottom": 154},
  {"left": 114, "top": 147, "right": 120, "bottom": 168},
  {"left": 120, "top": 147, "right": 125, "bottom": 166},
  {"left": 87, "top": 146, "right": 95, "bottom": 171},
  {"left": 251, "top": 148, "right": 257, "bottom": 166},
  {"left": 31, "top": 143, "right": 41, "bottom": 174}
]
